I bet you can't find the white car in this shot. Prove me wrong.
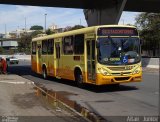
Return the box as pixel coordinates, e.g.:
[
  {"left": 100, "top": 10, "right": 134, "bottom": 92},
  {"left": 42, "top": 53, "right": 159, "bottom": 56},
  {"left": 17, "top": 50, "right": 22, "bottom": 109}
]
[{"left": 6, "top": 56, "right": 19, "bottom": 64}]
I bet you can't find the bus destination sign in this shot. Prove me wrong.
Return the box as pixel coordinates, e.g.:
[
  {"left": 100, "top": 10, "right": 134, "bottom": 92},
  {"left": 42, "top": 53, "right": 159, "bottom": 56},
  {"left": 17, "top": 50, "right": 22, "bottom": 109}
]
[{"left": 97, "top": 27, "right": 138, "bottom": 36}]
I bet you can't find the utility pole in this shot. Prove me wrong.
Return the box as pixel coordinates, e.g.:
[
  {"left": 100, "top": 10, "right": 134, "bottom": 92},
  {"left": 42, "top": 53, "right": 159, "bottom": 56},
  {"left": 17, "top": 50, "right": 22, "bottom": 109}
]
[
  {"left": 5, "top": 24, "right": 7, "bottom": 38},
  {"left": 44, "top": 13, "right": 47, "bottom": 33},
  {"left": 25, "top": 17, "right": 26, "bottom": 33}
]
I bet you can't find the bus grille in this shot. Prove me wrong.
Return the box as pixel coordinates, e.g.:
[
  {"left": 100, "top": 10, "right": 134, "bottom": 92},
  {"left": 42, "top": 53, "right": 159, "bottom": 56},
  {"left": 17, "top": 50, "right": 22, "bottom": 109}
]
[
  {"left": 112, "top": 72, "right": 131, "bottom": 75},
  {"left": 107, "top": 67, "right": 127, "bottom": 71},
  {"left": 115, "top": 77, "right": 130, "bottom": 81}
]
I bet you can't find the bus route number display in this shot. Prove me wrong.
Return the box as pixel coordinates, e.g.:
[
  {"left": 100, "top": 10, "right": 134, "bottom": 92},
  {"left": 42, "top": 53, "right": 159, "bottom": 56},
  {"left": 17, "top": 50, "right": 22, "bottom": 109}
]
[{"left": 97, "top": 27, "right": 138, "bottom": 36}]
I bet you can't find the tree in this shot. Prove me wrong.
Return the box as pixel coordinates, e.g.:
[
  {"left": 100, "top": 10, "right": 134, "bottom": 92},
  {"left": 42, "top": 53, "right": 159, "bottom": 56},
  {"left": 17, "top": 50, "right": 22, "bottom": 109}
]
[
  {"left": 135, "top": 13, "right": 160, "bottom": 56},
  {"left": 46, "top": 29, "right": 54, "bottom": 35},
  {"left": 0, "top": 47, "right": 4, "bottom": 53},
  {"left": 30, "top": 25, "right": 43, "bottom": 30},
  {"left": 64, "top": 25, "right": 85, "bottom": 32},
  {"left": 18, "top": 34, "right": 32, "bottom": 53},
  {"left": 31, "top": 30, "right": 44, "bottom": 38},
  {"left": 71, "top": 25, "right": 85, "bottom": 30},
  {"left": 17, "top": 30, "right": 44, "bottom": 54},
  {"left": 135, "top": 13, "right": 160, "bottom": 30},
  {"left": 63, "top": 26, "right": 72, "bottom": 32}
]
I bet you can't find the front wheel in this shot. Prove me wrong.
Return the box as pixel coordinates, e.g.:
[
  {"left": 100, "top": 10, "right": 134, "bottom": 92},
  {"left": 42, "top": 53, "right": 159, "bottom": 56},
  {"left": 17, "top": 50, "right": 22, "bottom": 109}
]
[{"left": 42, "top": 67, "right": 47, "bottom": 79}]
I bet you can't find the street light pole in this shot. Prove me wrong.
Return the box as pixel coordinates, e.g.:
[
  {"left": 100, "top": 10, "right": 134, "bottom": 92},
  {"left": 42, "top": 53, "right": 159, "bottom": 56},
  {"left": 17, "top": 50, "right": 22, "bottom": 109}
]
[
  {"left": 5, "top": 24, "right": 7, "bottom": 38},
  {"left": 44, "top": 14, "right": 47, "bottom": 33}
]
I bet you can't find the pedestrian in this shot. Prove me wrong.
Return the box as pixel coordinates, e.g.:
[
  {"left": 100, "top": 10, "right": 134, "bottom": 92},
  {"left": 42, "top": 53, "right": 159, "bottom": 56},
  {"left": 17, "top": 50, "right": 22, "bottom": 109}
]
[
  {"left": 1, "top": 57, "right": 7, "bottom": 74},
  {"left": 0, "top": 57, "right": 2, "bottom": 73}
]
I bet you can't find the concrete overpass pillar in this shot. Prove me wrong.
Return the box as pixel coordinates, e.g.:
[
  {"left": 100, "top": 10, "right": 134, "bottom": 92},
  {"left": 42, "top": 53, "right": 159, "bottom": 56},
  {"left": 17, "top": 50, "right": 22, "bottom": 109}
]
[{"left": 84, "top": 0, "right": 127, "bottom": 26}]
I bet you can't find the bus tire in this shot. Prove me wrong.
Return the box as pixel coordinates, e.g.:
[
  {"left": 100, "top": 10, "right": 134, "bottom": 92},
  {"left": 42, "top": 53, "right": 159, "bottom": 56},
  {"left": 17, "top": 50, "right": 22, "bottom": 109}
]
[
  {"left": 42, "top": 66, "right": 47, "bottom": 79},
  {"left": 75, "top": 70, "right": 84, "bottom": 88}
]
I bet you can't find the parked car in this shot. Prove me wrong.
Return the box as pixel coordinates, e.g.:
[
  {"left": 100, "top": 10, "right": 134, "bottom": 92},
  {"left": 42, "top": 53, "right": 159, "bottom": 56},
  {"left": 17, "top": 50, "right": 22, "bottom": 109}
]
[{"left": 6, "top": 56, "right": 19, "bottom": 64}]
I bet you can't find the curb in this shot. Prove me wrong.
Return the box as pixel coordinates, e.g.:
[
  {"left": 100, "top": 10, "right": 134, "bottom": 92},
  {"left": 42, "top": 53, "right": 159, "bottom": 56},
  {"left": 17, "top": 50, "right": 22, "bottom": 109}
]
[
  {"left": 144, "top": 65, "right": 159, "bottom": 69},
  {"left": 34, "top": 83, "right": 106, "bottom": 122},
  {"left": 142, "top": 67, "right": 159, "bottom": 72}
]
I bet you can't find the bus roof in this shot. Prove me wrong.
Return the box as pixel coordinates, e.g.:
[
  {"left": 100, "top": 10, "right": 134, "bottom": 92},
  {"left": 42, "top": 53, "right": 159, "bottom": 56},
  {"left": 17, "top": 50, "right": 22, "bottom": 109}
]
[{"left": 32, "top": 25, "right": 136, "bottom": 42}]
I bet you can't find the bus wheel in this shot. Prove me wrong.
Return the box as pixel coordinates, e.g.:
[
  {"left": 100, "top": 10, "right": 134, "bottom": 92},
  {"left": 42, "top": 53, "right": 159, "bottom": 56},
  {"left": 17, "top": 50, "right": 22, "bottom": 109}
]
[
  {"left": 76, "top": 71, "right": 84, "bottom": 88},
  {"left": 42, "top": 67, "right": 47, "bottom": 79}
]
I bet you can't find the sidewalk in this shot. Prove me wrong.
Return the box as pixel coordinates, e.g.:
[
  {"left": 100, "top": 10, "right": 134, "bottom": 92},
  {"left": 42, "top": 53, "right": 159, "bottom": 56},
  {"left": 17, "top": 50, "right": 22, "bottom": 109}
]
[
  {"left": 0, "top": 74, "right": 87, "bottom": 122},
  {"left": 142, "top": 67, "right": 159, "bottom": 73}
]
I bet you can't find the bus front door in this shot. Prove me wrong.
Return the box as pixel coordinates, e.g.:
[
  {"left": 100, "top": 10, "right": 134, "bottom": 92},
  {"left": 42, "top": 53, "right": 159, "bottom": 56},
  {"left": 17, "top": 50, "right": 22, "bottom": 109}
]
[
  {"left": 86, "top": 40, "right": 96, "bottom": 83},
  {"left": 55, "top": 42, "right": 61, "bottom": 77}
]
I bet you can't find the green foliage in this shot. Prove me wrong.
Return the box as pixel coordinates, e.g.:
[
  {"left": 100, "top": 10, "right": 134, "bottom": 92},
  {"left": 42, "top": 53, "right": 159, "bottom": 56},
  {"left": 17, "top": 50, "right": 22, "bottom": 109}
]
[
  {"left": 30, "top": 25, "right": 43, "bottom": 30},
  {"left": 0, "top": 47, "right": 4, "bottom": 53},
  {"left": 71, "top": 25, "right": 85, "bottom": 30},
  {"left": 18, "top": 34, "right": 32, "bottom": 54},
  {"left": 135, "top": 13, "right": 160, "bottom": 30},
  {"left": 46, "top": 29, "right": 54, "bottom": 35},
  {"left": 31, "top": 30, "right": 44, "bottom": 38},
  {"left": 63, "top": 26, "right": 72, "bottom": 32},
  {"left": 9, "top": 49, "right": 15, "bottom": 55},
  {"left": 135, "top": 13, "right": 160, "bottom": 56},
  {"left": 16, "top": 30, "right": 44, "bottom": 54},
  {"left": 64, "top": 25, "right": 85, "bottom": 32}
]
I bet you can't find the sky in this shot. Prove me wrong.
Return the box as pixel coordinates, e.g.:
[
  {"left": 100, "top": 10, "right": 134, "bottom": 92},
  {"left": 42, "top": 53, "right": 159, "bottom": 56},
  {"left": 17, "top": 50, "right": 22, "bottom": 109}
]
[{"left": 0, "top": 4, "right": 140, "bottom": 34}]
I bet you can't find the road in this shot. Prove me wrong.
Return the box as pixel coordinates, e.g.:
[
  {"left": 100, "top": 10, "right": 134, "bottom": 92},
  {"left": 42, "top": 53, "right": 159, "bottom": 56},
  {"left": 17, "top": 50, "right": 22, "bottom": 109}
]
[{"left": 8, "top": 60, "right": 159, "bottom": 121}]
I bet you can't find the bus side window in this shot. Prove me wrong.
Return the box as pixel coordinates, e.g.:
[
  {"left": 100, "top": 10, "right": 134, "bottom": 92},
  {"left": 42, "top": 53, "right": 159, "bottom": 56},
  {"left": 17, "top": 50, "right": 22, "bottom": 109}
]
[
  {"left": 74, "top": 34, "right": 84, "bottom": 54},
  {"left": 42, "top": 40, "right": 48, "bottom": 55},
  {"left": 37, "top": 45, "right": 41, "bottom": 58},
  {"left": 63, "top": 36, "right": 73, "bottom": 55},
  {"left": 32, "top": 42, "right": 37, "bottom": 55},
  {"left": 92, "top": 40, "right": 95, "bottom": 60},
  {"left": 48, "top": 39, "right": 54, "bottom": 54}
]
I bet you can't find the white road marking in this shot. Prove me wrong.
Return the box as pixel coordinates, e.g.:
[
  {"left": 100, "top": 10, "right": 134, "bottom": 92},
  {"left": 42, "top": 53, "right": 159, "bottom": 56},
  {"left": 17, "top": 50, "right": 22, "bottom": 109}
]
[{"left": 0, "top": 80, "right": 34, "bottom": 84}]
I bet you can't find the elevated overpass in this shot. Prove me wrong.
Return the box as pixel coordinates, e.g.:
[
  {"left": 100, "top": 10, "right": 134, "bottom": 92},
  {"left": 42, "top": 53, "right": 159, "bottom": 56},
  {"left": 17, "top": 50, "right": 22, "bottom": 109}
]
[{"left": 0, "top": 0, "right": 159, "bottom": 26}]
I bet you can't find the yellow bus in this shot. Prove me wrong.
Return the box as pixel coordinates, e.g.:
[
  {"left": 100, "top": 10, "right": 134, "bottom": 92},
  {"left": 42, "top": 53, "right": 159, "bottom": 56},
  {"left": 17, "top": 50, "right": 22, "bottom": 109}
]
[{"left": 31, "top": 25, "right": 142, "bottom": 87}]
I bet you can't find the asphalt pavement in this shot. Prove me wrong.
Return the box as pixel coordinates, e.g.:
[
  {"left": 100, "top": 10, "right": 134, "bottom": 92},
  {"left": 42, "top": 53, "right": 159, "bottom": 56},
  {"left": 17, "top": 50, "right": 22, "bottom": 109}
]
[{"left": 7, "top": 60, "right": 159, "bottom": 122}]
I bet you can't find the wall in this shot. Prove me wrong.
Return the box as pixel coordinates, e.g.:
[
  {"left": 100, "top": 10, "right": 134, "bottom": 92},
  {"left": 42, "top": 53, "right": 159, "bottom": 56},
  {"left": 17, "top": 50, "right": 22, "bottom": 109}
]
[{"left": 2, "top": 41, "right": 18, "bottom": 47}]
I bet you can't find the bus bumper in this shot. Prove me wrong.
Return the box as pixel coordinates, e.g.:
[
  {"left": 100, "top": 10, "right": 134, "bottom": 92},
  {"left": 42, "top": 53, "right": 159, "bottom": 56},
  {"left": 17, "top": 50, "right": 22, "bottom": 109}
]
[{"left": 96, "top": 72, "right": 142, "bottom": 85}]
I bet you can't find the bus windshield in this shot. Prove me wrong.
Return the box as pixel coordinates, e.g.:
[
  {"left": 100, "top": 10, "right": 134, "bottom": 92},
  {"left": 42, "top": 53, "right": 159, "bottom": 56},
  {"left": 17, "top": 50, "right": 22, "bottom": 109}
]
[{"left": 97, "top": 37, "right": 141, "bottom": 65}]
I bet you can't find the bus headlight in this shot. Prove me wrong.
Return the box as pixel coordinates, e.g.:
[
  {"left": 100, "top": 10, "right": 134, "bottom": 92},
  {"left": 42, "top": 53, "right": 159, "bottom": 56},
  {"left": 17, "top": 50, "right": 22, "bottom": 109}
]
[
  {"left": 98, "top": 68, "right": 110, "bottom": 76},
  {"left": 133, "top": 67, "right": 141, "bottom": 74}
]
